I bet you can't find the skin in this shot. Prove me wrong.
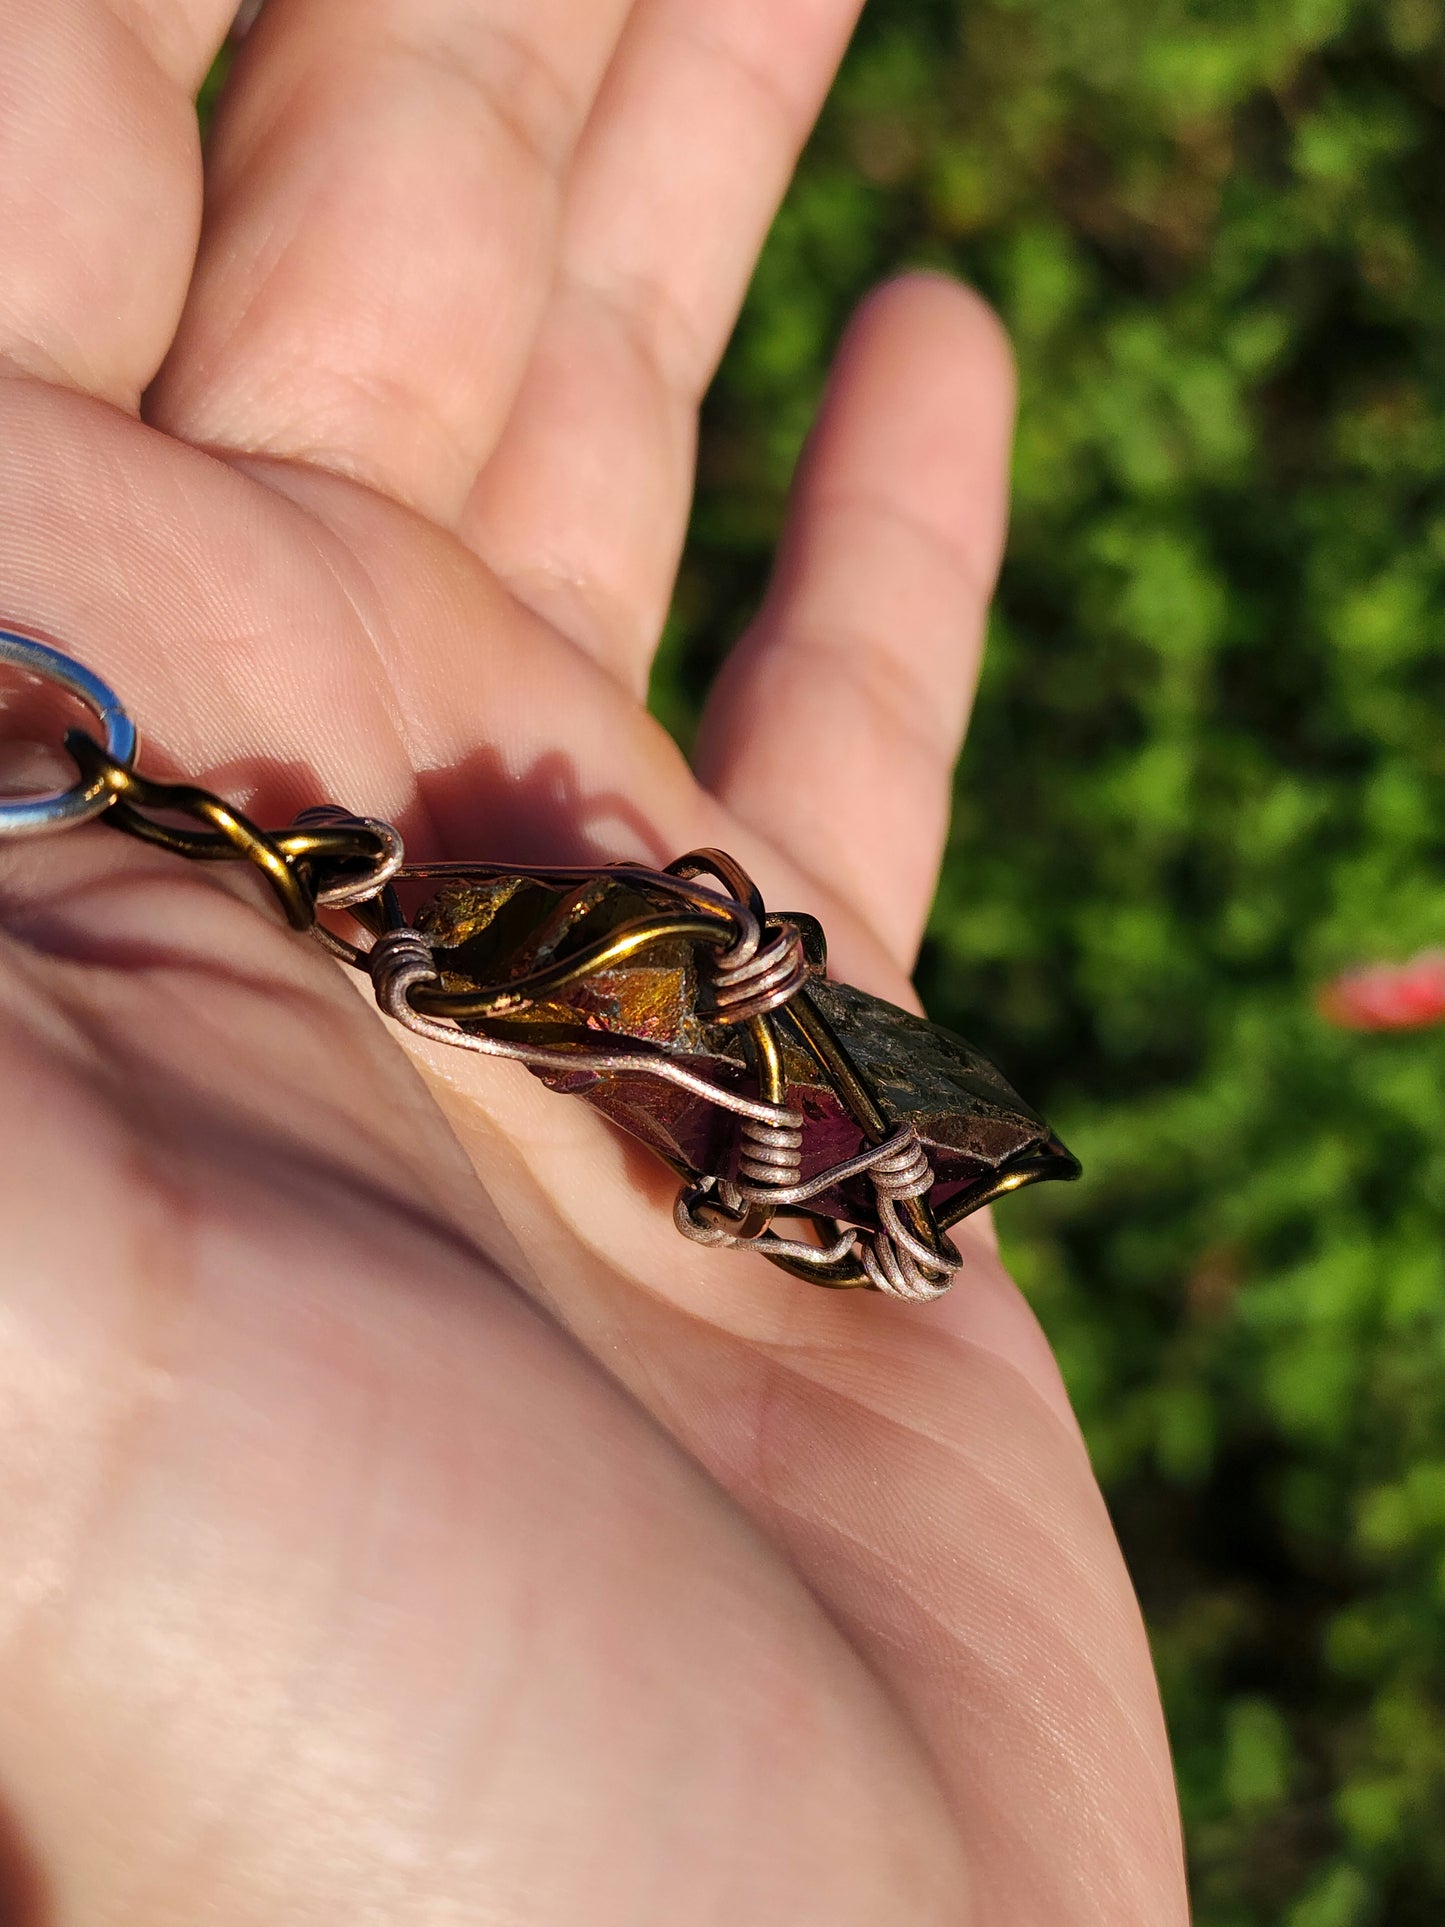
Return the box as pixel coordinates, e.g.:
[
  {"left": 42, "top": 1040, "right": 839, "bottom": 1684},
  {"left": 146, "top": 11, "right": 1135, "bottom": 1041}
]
[{"left": 0, "top": 2, "right": 1190, "bottom": 1922}]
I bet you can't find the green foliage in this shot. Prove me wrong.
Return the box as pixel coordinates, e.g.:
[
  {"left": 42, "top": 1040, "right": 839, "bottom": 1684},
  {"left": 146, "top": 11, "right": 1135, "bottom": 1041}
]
[{"left": 659, "top": 2, "right": 1445, "bottom": 1918}]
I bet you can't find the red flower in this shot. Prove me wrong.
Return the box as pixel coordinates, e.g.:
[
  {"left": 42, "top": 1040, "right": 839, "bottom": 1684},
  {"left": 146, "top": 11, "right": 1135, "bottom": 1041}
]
[{"left": 1318, "top": 950, "right": 1445, "bottom": 1031}]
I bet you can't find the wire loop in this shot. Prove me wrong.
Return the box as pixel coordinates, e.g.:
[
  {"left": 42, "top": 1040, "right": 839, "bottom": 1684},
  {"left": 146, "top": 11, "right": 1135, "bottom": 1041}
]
[
  {"left": 0, "top": 630, "right": 137, "bottom": 836},
  {"left": 673, "top": 1127, "right": 961, "bottom": 1301},
  {"left": 290, "top": 804, "right": 406, "bottom": 907},
  {"left": 710, "top": 920, "right": 807, "bottom": 1023}
]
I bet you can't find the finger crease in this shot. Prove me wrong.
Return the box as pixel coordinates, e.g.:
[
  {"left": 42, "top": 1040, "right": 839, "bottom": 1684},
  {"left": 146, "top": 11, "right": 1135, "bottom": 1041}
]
[
  {"left": 274, "top": 360, "right": 480, "bottom": 499},
  {"left": 384, "top": 20, "right": 581, "bottom": 178},
  {"left": 805, "top": 485, "right": 1001, "bottom": 613},
  {"left": 671, "top": 16, "right": 811, "bottom": 155},
  {"left": 496, "top": 560, "right": 646, "bottom": 685},
  {"left": 565, "top": 264, "right": 710, "bottom": 407},
  {"left": 766, "top": 623, "right": 970, "bottom": 771},
  {"left": 96, "top": 0, "right": 208, "bottom": 89}
]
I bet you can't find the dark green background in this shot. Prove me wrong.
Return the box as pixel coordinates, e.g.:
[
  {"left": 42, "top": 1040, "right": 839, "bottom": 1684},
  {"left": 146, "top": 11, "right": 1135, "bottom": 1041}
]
[{"left": 657, "top": 3, "right": 1445, "bottom": 1922}]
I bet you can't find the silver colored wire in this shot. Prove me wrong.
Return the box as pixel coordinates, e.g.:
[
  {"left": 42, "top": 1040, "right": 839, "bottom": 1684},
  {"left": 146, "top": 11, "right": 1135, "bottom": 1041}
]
[
  {"left": 291, "top": 804, "right": 406, "bottom": 908},
  {"left": 673, "top": 1183, "right": 858, "bottom": 1266},
  {"left": 737, "top": 1112, "right": 805, "bottom": 1192},
  {"left": 368, "top": 926, "right": 805, "bottom": 1128},
  {"left": 676, "top": 1126, "right": 961, "bottom": 1301},
  {"left": 710, "top": 921, "right": 807, "bottom": 1023},
  {"left": 734, "top": 1125, "right": 927, "bottom": 1209}
]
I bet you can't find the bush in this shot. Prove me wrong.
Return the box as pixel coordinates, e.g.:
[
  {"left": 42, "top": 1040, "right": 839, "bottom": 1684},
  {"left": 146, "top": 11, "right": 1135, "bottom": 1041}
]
[{"left": 662, "top": 3, "right": 1445, "bottom": 1920}]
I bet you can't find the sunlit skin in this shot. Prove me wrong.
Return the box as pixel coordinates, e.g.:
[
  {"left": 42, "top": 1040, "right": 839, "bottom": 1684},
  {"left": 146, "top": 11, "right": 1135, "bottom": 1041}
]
[{"left": 0, "top": 3, "right": 1188, "bottom": 1922}]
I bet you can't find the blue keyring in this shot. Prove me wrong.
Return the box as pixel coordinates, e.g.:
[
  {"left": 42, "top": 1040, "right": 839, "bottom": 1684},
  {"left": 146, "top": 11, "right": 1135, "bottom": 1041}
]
[{"left": 0, "top": 629, "right": 138, "bottom": 837}]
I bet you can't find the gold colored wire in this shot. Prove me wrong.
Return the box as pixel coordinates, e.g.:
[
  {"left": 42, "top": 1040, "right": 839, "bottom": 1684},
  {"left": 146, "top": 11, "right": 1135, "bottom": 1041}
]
[
  {"left": 409, "top": 913, "right": 735, "bottom": 1019},
  {"left": 65, "top": 731, "right": 315, "bottom": 928}
]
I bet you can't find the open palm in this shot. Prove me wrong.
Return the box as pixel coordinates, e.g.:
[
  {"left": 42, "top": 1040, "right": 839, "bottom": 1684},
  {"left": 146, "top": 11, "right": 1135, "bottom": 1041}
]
[{"left": 0, "top": 3, "right": 1186, "bottom": 1921}]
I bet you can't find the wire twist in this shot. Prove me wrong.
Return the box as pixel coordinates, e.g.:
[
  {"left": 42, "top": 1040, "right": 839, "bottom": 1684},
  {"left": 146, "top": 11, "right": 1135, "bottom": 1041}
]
[
  {"left": 291, "top": 804, "right": 405, "bottom": 907},
  {"left": 709, "top": 921, "right": 807, "bottom": 1023},
  {"left": 368, "top": 925, "right": 439, "bottom": 1007},
  {"left": 675, "top": 1127, "right": 960, "bottom": 1302},
  {"left": 737, "top": 1111, "right": 805, "bottom": 1193}
]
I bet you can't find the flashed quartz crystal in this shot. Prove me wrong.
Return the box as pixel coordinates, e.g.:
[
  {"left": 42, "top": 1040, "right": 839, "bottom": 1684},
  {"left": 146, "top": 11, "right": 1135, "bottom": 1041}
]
[{"left": 409, "top": 862, "right": 1078, "bottom": 1299}]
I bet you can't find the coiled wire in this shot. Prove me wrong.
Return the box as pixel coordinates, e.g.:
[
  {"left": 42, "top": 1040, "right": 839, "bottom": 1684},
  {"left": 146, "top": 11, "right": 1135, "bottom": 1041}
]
[
  {"left": 677, "top": 1126, "right": 960, "bottom": 1302},
  {"left": 709, "top": 921, "right": 806, "bottom": 1023}
]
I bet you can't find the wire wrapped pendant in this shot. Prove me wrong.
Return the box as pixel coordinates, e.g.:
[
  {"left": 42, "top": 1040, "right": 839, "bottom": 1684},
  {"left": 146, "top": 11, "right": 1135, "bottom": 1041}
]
[
  {"left": 360, "top": 849, "right": 1080, "bottom": 1302},
  {"left": 1, "top": 629, "right": 1080, "bottom": 1302}
]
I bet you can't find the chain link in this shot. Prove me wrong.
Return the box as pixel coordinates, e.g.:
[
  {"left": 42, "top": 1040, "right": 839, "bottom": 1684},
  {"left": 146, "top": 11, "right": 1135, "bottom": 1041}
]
[
  {"left": 69, "top": 726, "right": 960, "bottom": 1294},
  {"left": 64, "top": 730, "right": 402, "bottom": 929}
]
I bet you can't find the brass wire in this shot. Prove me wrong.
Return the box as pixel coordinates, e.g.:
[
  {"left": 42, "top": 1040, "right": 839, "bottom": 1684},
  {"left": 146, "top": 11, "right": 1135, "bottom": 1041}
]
[
  {"left": 0, "top": 636, "right": 1076, "bottom": 1303},
  {"left": 65, "top": 731, "right": 396, "bottom": 931},
  {"left": 407, "top": 913, "right": 737, "bottom": 1019}
]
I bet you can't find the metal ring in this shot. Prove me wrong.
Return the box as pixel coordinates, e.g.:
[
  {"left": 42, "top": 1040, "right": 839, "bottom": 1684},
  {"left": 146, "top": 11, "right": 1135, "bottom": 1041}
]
[
  {"left": 0, "top": 629, "right": 138, "bottom": 837},
  {"left": 314, "top": 818, "right": 406, "bottom": 908}
]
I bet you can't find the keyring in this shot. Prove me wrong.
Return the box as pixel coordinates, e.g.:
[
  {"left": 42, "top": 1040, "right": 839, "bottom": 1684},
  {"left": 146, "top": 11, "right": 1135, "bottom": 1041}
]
[{"left": 0, "top": 628, "right": 138, "bottom": 836}]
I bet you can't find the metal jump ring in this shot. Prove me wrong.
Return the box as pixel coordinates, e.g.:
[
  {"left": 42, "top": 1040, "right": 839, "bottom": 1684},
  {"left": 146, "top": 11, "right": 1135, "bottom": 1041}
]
[
  {"left": 0, "top": 629, "right": 138, "bottom": 837},
  {"left": 314, "top": 819, "right": 406, "bottom": 908}
]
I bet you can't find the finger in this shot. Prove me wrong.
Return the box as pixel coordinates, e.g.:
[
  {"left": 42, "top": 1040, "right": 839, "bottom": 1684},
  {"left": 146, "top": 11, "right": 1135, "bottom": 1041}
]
[
  {"left": 0, "top": 0, "right": 234, "bottom": 405},
  {"left": 459, "top": 0, "right": 864, "bottom": 684},
  {"left": 695, "top": 276, "right": 1015, "bottom": 972},
  {"left": 149, "top": 0, "right": 638, "bottom": 522}
]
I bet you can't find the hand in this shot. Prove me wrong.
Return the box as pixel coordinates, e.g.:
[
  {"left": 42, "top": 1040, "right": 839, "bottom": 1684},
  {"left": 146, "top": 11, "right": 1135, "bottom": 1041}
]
[{"left": 0, "top": 3, "right": 1187, "bottom": 1920}]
